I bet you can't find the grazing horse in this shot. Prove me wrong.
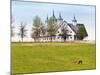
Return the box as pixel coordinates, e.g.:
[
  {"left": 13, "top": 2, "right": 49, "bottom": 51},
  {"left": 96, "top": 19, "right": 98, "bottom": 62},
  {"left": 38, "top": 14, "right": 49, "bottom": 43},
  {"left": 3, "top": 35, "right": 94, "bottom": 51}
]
[{"left": 78, "top": 60, "right": 83, "bottom": 64}]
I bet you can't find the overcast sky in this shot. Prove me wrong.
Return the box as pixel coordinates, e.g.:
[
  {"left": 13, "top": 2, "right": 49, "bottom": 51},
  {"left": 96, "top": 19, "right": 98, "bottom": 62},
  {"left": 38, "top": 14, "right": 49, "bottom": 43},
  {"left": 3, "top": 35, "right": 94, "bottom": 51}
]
[{"left": 12, "top": 0, "right": 95, "bottom": 40}]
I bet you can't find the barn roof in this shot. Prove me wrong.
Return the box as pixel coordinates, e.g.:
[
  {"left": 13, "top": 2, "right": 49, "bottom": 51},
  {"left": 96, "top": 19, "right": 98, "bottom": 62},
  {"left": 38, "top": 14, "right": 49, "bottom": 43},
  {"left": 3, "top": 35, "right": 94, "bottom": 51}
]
[
  {"left": 67, "top": 23, "right": 78, "bottom": 33},
  {"left": 57, "top": 20, "right": 87, "bottom": 35}
]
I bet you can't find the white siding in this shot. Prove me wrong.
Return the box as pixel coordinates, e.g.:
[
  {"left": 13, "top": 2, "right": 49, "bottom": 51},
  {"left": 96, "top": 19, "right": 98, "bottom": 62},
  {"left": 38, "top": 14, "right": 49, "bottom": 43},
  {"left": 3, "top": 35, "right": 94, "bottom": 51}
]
[{"left": 62, "top": 22, "right": 75, "bottom": 41}]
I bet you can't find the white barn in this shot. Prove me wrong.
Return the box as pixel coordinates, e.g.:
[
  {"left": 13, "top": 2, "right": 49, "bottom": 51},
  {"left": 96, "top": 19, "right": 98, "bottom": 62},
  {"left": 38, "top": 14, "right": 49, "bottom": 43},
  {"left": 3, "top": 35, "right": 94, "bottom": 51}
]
[{"left": 36, "top": 11, "right": 87, "bottom": 42}]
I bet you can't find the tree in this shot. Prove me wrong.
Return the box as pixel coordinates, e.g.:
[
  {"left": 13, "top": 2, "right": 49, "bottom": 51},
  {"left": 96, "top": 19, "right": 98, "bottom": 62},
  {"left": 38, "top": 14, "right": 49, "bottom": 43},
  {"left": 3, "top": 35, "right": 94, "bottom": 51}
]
[
  {"left": 61, "top": 25, "right": 68, "bottom": 42},
  {"left": 40, "top": 23, "right": 46, "bottom": 37},
  {"left": 31, "top": 16, "right": 42, "bottom": 42},
  {"left": 11, "top": 16, "right": 15, "bottom": 37},
  {"left": 11, "top": 25, "right": 14, "bottom": 37},
  {"left": 18, "top": 22, "right": 27, "bottom": 42},
  {"left": 76, "top": 24, "right": 88, "bottom": 40},
  {"left": 47, "top": 17, "right": 58, "bottom": 42}
]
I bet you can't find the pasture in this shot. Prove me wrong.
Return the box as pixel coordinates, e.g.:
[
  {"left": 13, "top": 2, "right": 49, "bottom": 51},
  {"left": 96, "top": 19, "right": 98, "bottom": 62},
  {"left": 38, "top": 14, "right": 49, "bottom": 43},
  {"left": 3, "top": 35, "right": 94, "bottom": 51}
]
[{"left": 11, "top": 42, "right": 96, "bottom": 74}]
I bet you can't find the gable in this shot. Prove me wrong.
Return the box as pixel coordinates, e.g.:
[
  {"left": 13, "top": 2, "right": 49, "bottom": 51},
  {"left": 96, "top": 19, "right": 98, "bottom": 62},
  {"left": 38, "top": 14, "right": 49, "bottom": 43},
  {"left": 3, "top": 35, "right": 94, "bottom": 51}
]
[
  {"left": 58, "top": 21, "right": 76, "bottom": 35},
  {"left": 67, "top": 23, "right": 78, "bottom": 33}
]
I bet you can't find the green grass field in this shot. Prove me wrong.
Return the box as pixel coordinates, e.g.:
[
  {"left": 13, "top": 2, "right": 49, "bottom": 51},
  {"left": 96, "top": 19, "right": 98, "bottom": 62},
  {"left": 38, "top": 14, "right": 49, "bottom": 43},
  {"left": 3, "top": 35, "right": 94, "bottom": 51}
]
[{"left": 12, "top": 42, "right": 96, "bottom": 74}]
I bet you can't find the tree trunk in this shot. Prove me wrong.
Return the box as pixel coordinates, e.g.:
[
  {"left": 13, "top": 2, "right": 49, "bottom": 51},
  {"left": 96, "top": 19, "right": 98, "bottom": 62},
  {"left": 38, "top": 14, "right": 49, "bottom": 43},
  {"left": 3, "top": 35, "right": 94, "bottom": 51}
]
[
  {"left": 21, "top": 37, "right": 23, "bottom": 42},
  {"left": 50, "top": 36, "right": 52, "bottom": 42}
]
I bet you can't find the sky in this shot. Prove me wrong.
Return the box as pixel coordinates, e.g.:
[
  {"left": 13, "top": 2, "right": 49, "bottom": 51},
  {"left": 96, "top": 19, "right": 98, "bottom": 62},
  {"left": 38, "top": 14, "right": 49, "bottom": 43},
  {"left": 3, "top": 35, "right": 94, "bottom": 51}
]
[{"left": 12, "top": 0, "right": 96, "bottom": 41}]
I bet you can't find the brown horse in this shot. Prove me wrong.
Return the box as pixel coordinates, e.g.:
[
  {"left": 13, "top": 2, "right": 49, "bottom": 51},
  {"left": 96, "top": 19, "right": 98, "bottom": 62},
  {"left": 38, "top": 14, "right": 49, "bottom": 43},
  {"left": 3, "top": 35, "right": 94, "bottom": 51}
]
[{"left": 78, "top": 60, "right": 83, "bottom": 64}]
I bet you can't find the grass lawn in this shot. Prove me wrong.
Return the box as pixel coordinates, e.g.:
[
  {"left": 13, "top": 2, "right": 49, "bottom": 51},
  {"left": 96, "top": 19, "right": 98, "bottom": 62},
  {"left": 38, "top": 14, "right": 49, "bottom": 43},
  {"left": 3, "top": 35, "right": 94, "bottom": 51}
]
[{"left": 11, "top": 42, "right": 96, "bottom": 74}]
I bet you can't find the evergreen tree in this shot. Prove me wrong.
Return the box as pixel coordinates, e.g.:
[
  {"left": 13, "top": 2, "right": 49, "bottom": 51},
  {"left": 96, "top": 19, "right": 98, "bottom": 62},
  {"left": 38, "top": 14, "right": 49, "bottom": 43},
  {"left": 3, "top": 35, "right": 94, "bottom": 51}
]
[{"left": 76, "top": 24, "right": 88, "bottom": 40}]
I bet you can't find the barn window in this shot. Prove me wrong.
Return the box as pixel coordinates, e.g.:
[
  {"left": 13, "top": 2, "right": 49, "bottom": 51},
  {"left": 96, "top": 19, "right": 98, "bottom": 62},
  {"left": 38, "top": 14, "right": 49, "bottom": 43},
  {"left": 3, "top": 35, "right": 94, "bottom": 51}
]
[{"left": 70, "top": 36, "right": 72, "bottom": 39}]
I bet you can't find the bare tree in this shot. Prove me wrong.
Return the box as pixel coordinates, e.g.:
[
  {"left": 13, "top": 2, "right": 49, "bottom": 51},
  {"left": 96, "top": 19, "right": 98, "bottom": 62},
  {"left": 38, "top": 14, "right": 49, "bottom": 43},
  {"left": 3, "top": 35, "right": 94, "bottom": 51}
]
[
  {"left": 11, "top": 16, "right": 15, "bottom": 37},
  {"left": 11, "top": 25, "right": 14, "bottom": 37},
  {"left": 31, "top": 16, "right": 42, "bottom": 42},
  {"left": 61, "top": 25, "right": 68, "bottom": 42},
  {"left": 40, "top": 23, "right": 46, "bottom": 37},
  {"left": 47, "top": 17, "right": 58, "bottom": 42},
  {"left": 18, "top": 22, "right": 27, "bottom": 42}
]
